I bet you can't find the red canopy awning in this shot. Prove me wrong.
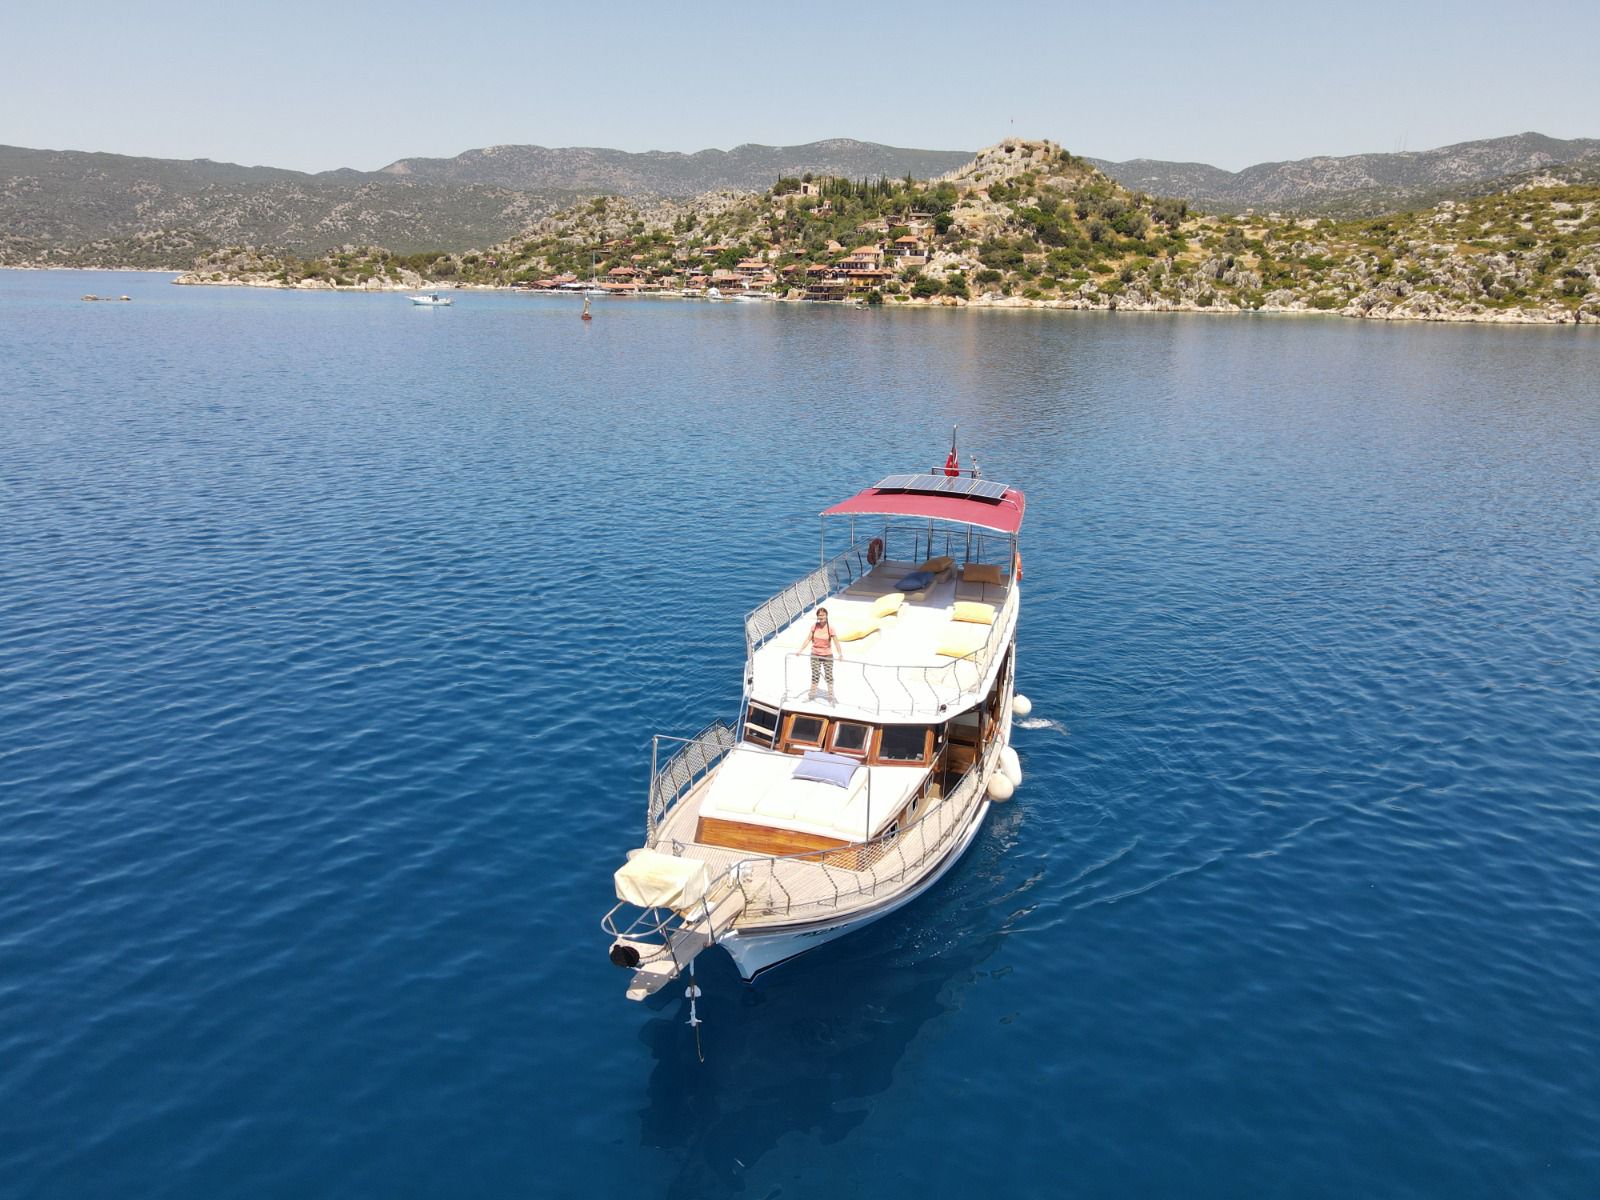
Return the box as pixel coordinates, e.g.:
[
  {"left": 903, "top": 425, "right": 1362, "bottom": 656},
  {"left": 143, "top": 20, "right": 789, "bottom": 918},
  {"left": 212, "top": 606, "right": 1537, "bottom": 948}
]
[{"left": 822, "top": 484, "right": 1026, "bottom": 534}]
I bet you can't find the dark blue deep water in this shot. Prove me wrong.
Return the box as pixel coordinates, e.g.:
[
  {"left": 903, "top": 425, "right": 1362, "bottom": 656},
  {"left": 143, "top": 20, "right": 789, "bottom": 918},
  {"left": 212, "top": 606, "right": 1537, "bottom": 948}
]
[{"left": 3, "top": 270, "right": 1598, "bottom": 1199}]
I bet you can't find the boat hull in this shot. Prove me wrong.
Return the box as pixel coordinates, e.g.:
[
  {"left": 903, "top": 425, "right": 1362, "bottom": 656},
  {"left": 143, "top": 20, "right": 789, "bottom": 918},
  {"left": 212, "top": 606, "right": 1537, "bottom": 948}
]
[{"left": 717, "top": 793, "right": 993, "bottom": 981}]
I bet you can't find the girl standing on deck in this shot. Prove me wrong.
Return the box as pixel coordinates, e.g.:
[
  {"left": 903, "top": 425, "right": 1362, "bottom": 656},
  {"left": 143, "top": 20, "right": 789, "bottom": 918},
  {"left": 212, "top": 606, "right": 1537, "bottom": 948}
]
[{"left": 796, "top": 608, "right": 841, "bottom": 702}]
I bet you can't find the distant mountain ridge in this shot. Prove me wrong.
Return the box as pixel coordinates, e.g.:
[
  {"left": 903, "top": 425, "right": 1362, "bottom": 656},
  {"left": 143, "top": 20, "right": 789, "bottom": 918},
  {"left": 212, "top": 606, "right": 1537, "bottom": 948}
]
[
  {"left": 0, "top": 139, "right": 977, "bottom": 267},
  {"left": 377, "top": 139, "right": 978, "bottom": 195},
  {"left": 1089, "top": 132, "right": 1600, "bottom": 214},
  {"left": 0, "top": 144, "right": 580, "bottom": 266},
  {"left": 5, "top": 132, "right": 1600, "bottom": 269}
]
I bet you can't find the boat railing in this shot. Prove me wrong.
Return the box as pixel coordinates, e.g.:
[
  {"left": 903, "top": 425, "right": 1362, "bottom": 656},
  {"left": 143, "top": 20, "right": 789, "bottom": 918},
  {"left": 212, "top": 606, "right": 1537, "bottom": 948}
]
[
  {"left": 647, "top": 720, "right": 739, "bottom": 841},
  {"left": 718, "top": 738, "right": 999, "bottom": 920},
  {"left": 771, "top": 629, "right": 1000, "bottom": 717},
  {"left": 744, "top": 541, "right": 876, "bottom": 658},
  {"left": 745, "top": 530, "right": 1016, "bottom": 717},
  {"left": 742, "top": 527, "right": 1016, "bottom": 662},
  {"left": 637, "top": 723, "right": 999, "bottom": 923}
]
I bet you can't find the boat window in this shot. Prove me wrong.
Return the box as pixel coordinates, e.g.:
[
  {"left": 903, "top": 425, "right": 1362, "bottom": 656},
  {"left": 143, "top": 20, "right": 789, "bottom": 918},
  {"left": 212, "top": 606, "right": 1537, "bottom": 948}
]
[
  {"left": 784, "top": 714, "right": 827, "bottom": 750},
  {"left": 745, "top": 702, "right": 779, "bottom": 748},
  {"left": 877, "top": 724, "right": 933, "bottom": 764},
  {"left": 828, "top": 722, "right": 872, "bottom": 757},
  {"left": 947, "top": 712, "right": 981, "bottom": 746}
]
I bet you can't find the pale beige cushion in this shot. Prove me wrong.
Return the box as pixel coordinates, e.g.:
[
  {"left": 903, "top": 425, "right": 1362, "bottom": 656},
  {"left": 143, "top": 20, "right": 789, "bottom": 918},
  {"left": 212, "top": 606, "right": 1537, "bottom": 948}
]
[
  {"left": 871, "top": 592, "right": 905, "bottom": 619},
  {"left": 963, "top": 562, "right": 1003, "bottom": 585},
  {"left": 918, "top": 555, "right": 955, "bottom": 574},
  {"left": 936, "top": 623, "right": 990, "bottom": 659},
  {"left": 952, "top": 601, "right": 997, "bottom": 625}
]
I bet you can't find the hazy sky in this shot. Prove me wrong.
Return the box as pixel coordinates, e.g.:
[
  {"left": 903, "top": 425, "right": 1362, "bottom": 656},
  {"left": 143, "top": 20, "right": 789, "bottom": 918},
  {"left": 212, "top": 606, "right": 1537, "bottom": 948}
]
[{"left": 6, "top": 0, "right": 1596, "bottom": 173}]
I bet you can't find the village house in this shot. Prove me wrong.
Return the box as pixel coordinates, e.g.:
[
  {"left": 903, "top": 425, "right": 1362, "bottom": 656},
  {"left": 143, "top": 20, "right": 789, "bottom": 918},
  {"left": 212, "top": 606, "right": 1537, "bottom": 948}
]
[
  {"left": 889, "top": 235, "right": 928, "bottom": 266},
  {"left": 804, "top": 276, "right": 851, "bottom": 302},
  {"left": 836, "top": 245, "right": 885, "bottom": 272},
  {"left": 843, "top": 268, "right": 893, "bottom": 292}
]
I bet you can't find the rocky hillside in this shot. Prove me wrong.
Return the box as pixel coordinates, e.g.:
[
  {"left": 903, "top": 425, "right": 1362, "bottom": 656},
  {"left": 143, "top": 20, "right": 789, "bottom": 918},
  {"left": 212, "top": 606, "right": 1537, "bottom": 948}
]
[
  {"left": 0, "top": 145, "right": 580, "bottom": 267},
  {"left": 377, "top": 139, "right": 975, "bottom": 195},
  {"left": 0, "top": 140, "right": 968, "bottom": 268},
  {"left": 11, "top": 133, "right": 1600, "bottom": 268},
  {"left": 1091, "top": 132, "right": 1600, "bottom": 216},
  {"left": 181, "top": 140, "right": 1599, "bottom": 325}
]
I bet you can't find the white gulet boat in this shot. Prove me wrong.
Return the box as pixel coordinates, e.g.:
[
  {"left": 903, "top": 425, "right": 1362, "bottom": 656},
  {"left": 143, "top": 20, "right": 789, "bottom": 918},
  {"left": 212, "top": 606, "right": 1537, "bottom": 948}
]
[{"left": 603, "top": 460, "right": 1030, "bottom": 1001}]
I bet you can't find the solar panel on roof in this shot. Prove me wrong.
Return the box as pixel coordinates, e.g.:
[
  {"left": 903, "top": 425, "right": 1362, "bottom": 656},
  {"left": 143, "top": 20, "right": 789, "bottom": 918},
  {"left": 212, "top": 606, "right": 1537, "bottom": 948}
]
[
  {"left": 869, "top": 473, "right": 1011, "bottom": 502},
  {"left": 873, "top": 473, "right": 927, "bottom": 491}
]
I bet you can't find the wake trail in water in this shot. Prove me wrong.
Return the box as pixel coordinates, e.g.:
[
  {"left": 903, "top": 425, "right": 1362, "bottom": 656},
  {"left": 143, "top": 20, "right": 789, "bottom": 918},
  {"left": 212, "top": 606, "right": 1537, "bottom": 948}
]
[{"left": 1017, "top": 716, "right": 1069, "bottom": 737}]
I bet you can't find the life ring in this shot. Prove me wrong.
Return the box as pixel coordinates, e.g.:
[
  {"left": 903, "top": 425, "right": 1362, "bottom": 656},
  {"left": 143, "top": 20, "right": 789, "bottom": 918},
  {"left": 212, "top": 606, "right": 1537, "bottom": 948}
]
[
  {"left": 867, "top": 537, "right": 885, "bottom": 565},
  {"left": 1013, "top": 550, "right": 1024, "bottom": 581}
]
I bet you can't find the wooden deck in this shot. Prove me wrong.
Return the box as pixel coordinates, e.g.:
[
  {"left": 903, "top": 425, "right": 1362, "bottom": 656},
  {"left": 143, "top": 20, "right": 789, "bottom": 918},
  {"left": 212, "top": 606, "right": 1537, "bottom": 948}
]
[{"left": 652, "top": 753, "right": 988, "bottom": 930}]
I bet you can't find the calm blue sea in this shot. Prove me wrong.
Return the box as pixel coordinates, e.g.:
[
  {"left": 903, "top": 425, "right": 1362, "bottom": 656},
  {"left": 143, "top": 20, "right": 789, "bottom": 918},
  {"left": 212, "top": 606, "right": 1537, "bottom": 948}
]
[{"left": 2, "top": 270, "right": 1598, "bottom": 1199}]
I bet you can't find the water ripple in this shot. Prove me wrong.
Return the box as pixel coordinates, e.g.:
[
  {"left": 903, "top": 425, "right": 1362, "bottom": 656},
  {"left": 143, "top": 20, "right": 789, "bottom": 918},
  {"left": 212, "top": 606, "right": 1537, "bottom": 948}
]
[{"left": 1, "top": 273, "right": 1598, "bottom": 1199}]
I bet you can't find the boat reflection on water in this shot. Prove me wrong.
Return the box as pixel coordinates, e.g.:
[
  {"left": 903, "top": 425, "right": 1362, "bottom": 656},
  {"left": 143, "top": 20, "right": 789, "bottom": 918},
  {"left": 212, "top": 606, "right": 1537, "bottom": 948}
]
[{"left": 634, "top": 801, "right": 1027, "bottom": 1200}]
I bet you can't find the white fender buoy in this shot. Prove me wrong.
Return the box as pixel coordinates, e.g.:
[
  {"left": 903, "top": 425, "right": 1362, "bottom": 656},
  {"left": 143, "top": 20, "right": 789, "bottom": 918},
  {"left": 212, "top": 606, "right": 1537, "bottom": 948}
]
[
  {"left": 986, "top": 773, "right": 1015, "bottom": 802},
  {"left": 1012, "top": 693, "right": 1032, "bottom": 718},
  {"left": 1000, "top": 746, "right": 1023, "bottom": 788}
]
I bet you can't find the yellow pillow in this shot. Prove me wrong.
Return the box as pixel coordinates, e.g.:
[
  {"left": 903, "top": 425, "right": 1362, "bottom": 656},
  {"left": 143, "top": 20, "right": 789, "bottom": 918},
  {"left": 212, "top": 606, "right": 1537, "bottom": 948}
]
[
  {"left": 952, "top": 601, "right": 997, "bottom": 625},
  {"left": 836, "top": 619, "right": 880, "bottom": 642},
  {"left": 963, "top": 562, "right": 1003, "bottom": 585},
  {"left": 919, "top": 555, "right": 955, "bottom": 574},
  {"left": 871, "top": 592, "right": 905, "bottom": 619},
  {"left": 936, "top": 623, "right": 989, "bottom": 659}
]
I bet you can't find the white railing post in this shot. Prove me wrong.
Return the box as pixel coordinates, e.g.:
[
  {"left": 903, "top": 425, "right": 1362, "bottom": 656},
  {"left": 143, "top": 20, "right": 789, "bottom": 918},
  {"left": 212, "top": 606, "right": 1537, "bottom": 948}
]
[{"left": 647, "top": 735, "right": 661, "bottom": 839}]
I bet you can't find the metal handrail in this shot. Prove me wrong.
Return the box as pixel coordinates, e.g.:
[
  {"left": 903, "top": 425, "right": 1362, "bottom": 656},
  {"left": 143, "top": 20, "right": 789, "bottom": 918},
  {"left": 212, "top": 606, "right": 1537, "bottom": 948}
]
[
  {"left": 647, "top": 720, "right": 738, "bottom": 840},
  {"left": 744, "top": 527, "right": 1017, "bottom": 661},
  {"left": 773, "top": 627, "right": 999, "bottom": 717},
  {"left": 628, "top": 720, "right": 1002, "bottom": 933},
  {"left": 712, "top": 737, "right": 1000, "bottom": 919},
  {"left": 744, "top": 542, "right": 872, "bottom": 657}
]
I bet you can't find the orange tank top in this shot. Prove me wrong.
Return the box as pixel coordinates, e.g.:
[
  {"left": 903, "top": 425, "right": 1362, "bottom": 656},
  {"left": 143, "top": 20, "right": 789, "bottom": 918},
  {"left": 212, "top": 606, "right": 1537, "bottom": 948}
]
[{"left": 811, "top": 622, "right": 832, "bottom": 654}]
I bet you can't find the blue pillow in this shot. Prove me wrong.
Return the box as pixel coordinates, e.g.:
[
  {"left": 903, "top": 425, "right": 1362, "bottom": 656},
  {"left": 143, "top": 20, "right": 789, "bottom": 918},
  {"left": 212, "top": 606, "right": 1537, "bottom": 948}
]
[
  {"left": 895, "top": 570, "right": 934, "bottom": 591},
  {"left": 793, "top": 750, "right": 859, "bottom": 788}
]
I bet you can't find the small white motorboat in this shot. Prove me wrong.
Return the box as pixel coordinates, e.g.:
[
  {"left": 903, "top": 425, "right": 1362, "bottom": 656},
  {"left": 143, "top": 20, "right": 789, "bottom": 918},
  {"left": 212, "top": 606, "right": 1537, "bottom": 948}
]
[{"left": 410, "top": 293, "right": 453, "bottom": 306}]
